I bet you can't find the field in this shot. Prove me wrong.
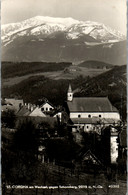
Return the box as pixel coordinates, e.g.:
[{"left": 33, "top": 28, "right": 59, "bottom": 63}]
[
  {"left": 1, "top": 62, "right": 72, "bottom": 79},
  {"left": 2, "top": 64, "right": 110, "bottom": 87}
]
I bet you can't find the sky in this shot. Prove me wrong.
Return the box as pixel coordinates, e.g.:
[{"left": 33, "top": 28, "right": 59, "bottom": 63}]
[{"left": 1, "top": 0, "right": 127, "bottom": 35}]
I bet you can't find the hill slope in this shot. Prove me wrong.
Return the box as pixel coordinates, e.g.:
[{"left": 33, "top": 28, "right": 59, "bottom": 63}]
[
  {"left": 74, "top": 65, "right": 126, "bottom": 120},
  {"left": 77, "top": 60, "right": 114, "bottom": 69}
]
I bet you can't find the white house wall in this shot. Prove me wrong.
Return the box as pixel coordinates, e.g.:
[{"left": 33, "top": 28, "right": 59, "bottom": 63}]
[
  {"left": 110, "top": 136, "right": 118, "bottom": 163},
  {"left": 41, "top": 103, "right": 54, "bottom": 111},
  {"left": 70, "top": 112, "right": 120, "bottom": 120}
]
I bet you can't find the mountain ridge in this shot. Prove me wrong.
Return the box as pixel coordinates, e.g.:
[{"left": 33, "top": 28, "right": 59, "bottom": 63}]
[{"left": 2, "top": 16, "right": 126, "bottom": 64}]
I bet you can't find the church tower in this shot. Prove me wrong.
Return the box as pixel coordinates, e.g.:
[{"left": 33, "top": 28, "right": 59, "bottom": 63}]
[{"left": 67, "top": 84, "right": 73, "bottom": 101}]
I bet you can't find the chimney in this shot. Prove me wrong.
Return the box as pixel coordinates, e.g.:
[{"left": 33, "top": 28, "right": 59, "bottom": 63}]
[
  {"left": 28, "top": 103, "right": 31, "bottom": 110},
  {"left": 31, "top": 105, "right": 34, "bottom": 112},
  {"left": 33, "top": 104, "right": 36, "bottom": 109}
]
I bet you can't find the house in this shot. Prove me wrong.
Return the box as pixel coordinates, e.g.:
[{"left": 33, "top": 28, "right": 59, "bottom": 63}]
[
  {"left": 2, "top": 98, "right": 24, "bottom": 112},
  {"left": 29, "top": 107, "right": 46, "bottom": 117},
  {"left": 17, "top": 104, "right": 36, "bottom": 116},
  {"left": 17, "top": 100, "right": 54, "bottom": 117},
  {"left": 74, "top": 149, "right": 105, "bottom": 173},
  {"left": 101, "top": 126, "right": 119, "bottom": 164},
  {"left": 64, "top": 84, "right": 120, "bottom": 133},
  {"left": 29, "top": 101, "right": 54, "bottom": 117},
  {"left": 40, "top": 101, "right": 54, "bottom": 112}
]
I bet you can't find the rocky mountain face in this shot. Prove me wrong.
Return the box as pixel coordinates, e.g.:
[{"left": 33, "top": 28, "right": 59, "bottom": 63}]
[{"left": 1, "top": 16, "right": 126, "bottom": 64}]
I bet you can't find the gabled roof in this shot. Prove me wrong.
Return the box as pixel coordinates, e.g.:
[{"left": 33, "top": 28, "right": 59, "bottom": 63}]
[
  {"left": 67, "top": 97, "right": 118, "bottom": 112},
  {"left": 16, "top": 106, "right": 31, "bottom": 116},
  {"left": 40, "top": 101, "right": 54, "bottom": 108},
  {"left": 82, "top": 150, "right": 103, "bottom": 166},
  {"left": 29, "top": 107, "right": 46, "bottom": 117}
]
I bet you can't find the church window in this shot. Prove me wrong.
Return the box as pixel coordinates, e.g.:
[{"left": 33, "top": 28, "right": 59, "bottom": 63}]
[
  {"left": 78, "top": 114, "right": 81, "bottom": 118},
  {"left": 88, "top": 115, "right": 91, "bottom": 118},
  {"left": 99, "top": 115, "right": 101, "bottom": 117},
  {"left": 46, "top": 108, "right": 48, "bottom": 111},
  {"left": 87, "top": 126, "right": 89, "bottom": 129}
]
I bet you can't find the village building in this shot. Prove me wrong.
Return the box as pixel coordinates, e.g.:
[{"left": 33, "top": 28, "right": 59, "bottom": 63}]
[
  {"left": 64, "top": 84, "right": 120, "bottom": 134},
  {"left": 2, "top": 98, "right": 24, "bottom": 112},
  {"left": 63, "top": 85, "right": 121, "bottom": 164},
  {"left": 39, "top": 101, "right": 54, "bottom": 112},
  {"left": 75, "top": 150, "right": 105, "bottom": 173},
  {"left": 17, "top": 100, "right": 55, "bottom": 117},
  {"left": 29, "top": 101, "right": 54, "bottom": 117}
]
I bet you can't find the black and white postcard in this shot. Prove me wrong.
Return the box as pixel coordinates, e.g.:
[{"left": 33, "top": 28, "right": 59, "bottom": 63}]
[{"left": 1, "top": 0, "right": 127, "bottom": 194}]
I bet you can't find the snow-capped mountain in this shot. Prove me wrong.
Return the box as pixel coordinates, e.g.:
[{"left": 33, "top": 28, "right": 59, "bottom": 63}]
[{"left": 1, "top": 16, "right": 126, "bottom": 64}]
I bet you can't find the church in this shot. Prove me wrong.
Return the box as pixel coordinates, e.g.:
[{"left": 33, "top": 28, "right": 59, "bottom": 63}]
[
  {"left": 64, "top": 84, "right": 120, "bottom": 134},
  {"left": 63, "top": 85, "right": 120, "bottom": 164}
]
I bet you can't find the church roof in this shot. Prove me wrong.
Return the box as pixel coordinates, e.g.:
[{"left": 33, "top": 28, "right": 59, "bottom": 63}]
[
  {"left": 68, "top": 84, "right": 72, "bottom": 93},
  {"left": 67, "top": 97, "right": 118, "bottom": 112}
]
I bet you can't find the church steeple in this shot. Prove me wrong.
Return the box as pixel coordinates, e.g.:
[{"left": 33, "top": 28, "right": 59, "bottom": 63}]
[{"left": 67, "top": 84, "right": 73, "bottom": 101}]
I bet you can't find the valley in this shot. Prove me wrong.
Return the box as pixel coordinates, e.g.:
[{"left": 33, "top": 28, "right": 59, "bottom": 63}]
[{"left": 2, "top": 62, "right": 126, "bottom": 120}]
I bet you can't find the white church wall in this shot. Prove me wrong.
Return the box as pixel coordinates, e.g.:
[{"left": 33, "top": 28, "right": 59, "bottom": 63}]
[{"left": 70, "top": 112, "right": 120, "bottom": 120}]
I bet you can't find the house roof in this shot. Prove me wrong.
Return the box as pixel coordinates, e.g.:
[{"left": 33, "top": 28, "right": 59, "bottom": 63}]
[
  {"left": 70, "top": 117, "right": 119, "bottom": 125},
  {"left": 82, "top": 150, "right": 103, "bottom": 166},
  {"left": 40, "top": 101, "right": 54, "bottom": 108},
  {"left": 16, "top": 106, "right": 31, "bottom": 116},
  {"left": 67, "top": 97, "right": 118, "bottom": 112},
  {"left": 5, "top": 98, "right": 23, "bottom": 105},
  {"left": 29, "top": 107, "right": 46, "bottom": 117},
  {"left": 76, "top": 149, "right": 104, "bottom": 166},
  {"left": 4, "top": 98, "right": 23, "bottom": 111}
]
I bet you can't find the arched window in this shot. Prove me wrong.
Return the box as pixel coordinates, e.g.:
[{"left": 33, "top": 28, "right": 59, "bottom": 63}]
[
  {"left": 99, "top": 115, "right": 101, "bottom": 117},
  {"left": 78, "top": 114, "right": 81, "bottom": 118},
  {"left": 88, "top": 115, "right": 91, "bottom": 118}
]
